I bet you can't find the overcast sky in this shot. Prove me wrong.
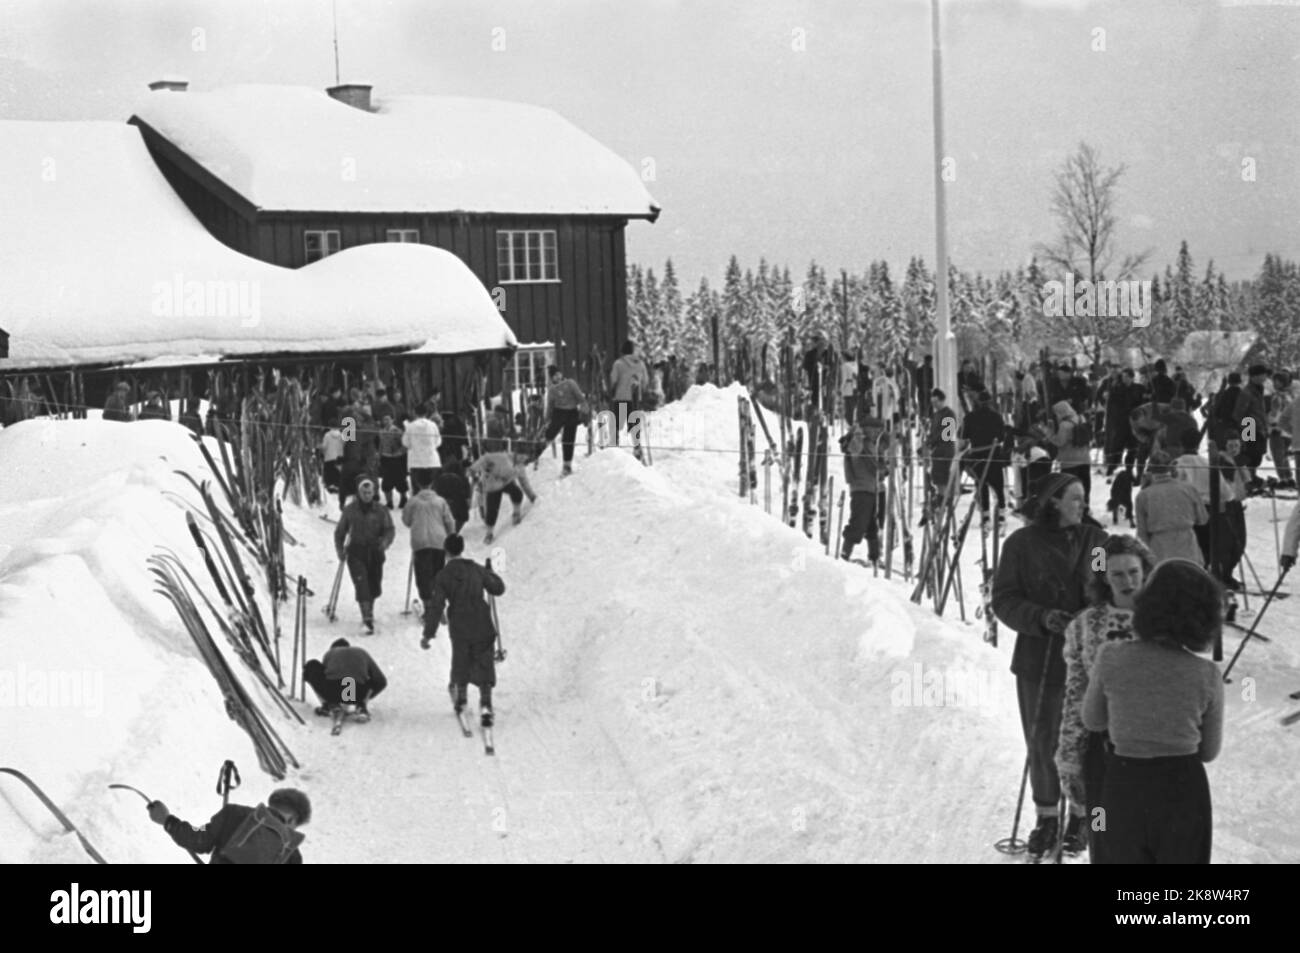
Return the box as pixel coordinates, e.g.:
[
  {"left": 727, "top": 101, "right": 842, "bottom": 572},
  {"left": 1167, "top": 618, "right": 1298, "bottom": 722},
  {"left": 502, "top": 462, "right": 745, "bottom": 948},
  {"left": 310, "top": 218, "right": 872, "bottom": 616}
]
[{"left": 2, "top": 0, "right": 1296, "bottom": 288}]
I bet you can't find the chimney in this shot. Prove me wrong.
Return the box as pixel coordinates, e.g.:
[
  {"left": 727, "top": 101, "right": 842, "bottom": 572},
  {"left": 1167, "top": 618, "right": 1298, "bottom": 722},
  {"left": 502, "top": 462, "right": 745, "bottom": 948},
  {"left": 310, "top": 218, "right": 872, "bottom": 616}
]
[
  {"left": 326, "top": 83, "right": 372, "bottom": 112},
  {"left": 148, "top": 76, "right": 189, "bottom": 92}
]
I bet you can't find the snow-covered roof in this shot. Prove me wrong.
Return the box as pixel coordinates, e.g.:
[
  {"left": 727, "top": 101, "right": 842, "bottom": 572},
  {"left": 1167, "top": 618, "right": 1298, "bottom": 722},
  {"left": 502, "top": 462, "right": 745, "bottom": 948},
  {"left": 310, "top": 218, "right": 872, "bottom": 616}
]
[
  {"left": 0, "top": 121, "right": 517, "bottom": 370},
  {"left": 130, "top": 85, "right": 660, "bottom": 218}
]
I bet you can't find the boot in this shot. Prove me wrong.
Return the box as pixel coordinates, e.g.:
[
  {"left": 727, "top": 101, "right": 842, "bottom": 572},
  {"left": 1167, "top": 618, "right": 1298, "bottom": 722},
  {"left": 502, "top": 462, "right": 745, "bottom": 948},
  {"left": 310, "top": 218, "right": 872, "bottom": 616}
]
[
  {"left": 481, "top": 706, "right": 494, "bottom": 728},
  {"left": 1061, "top": 814, "right": 1086, "bottom": 855},
  {"left": 361, "top": 600, "right": 374, "bottom": 634},
  {"left": 1026, "top": 815, "right": 1059, "bottom": 859},
  {"left": 512, "top": 506, "right": 523, "bottom": 525},
  {"left": 484, "top": 528, "right": 495, "bottom": 544},
  {"left": 562, "top": 463, "right": 573, "bottom": 477}
]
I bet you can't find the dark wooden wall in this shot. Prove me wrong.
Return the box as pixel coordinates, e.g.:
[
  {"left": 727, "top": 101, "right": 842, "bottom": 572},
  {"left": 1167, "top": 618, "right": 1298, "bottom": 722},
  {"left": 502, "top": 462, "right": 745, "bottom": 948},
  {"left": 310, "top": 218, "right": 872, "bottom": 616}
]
[{"left": 136, "top": 126, "right": 632, "bottom": 377}]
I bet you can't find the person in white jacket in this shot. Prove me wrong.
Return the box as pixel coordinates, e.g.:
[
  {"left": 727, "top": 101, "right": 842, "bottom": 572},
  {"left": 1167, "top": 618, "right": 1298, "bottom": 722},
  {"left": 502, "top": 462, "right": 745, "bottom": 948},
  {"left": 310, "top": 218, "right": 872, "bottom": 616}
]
[{"left": 402, "top": 403, "right": 442, "bottom": 488}]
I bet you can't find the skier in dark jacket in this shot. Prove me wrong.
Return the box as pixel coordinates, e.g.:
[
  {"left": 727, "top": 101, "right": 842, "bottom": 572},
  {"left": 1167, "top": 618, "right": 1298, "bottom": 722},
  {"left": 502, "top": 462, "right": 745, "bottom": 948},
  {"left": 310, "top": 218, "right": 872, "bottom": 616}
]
[
  {"left": 839, "top": 416, "right": 890, "bottom": 565},
  {"left": 1148, "top": 359, "right": 1176, "bottom": 405},
  {"left": 434, "top": 458, "right": 472, "bottom": 532},
  {"left": 147, "top": 788, "right": 311, "bottom": 864},
  {"left": 1233, "top": 364, "right": 1270, "bottom": 489},
  {"left": 1101, "top": 368, "right": 1140, "bottom": 476},
  {"left": 992, "top": 472, "right": 1108, "bottom": 859},
  {"left": 303, "top": 638, "right": 388, "bottom": 717},
  {"left": 421, "top": 534, "right": 505, "bottom": 726},
  {"left": 960, "top": 390, "right": 1007, "bottom": 517},
  {"left": 334, "top": 475, "right": 396, "bottom": 633}
]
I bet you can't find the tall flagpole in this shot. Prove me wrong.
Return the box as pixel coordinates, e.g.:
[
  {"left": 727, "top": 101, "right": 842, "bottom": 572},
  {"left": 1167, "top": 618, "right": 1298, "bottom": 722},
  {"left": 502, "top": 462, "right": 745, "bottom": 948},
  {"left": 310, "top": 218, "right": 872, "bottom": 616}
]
[
  {"left": 332, "top": 0, "right": 341, "bottom": 86},
  {"left": 931, "top": 0, "right": 959, "bottom": 419}
]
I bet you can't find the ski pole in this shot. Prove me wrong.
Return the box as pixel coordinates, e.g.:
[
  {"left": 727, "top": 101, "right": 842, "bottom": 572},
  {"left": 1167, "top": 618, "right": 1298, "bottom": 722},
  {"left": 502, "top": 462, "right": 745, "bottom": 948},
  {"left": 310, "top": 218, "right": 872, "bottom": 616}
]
[
  {"left": 107, "top": 784, "right": 203, "bottom": 864},
  {"left": 401, "top": 558, "right": 414, "bottom": 616},
  {"left": 215, "top": 760, "right": 240, "bottom": 807},
  {"left": 1223, "top": 567, "right": 1290, "bottom": 682}
]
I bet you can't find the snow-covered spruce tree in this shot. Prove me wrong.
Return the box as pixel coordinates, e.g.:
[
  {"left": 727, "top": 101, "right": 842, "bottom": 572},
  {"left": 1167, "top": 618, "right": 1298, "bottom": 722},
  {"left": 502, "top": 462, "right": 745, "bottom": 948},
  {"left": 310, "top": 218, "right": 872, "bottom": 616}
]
[{"left": 658, "top": 258, "right": 685, "bottom": 367}]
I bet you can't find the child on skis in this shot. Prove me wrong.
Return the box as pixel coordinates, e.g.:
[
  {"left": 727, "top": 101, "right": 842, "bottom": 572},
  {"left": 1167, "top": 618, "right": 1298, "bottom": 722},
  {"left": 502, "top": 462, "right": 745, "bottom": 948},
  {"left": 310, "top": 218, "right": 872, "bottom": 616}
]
[
  {"left": 420, "top": 534, "right": 505, "bottom": 727},
  {"left": 468, "top": 449, "right": 537, "bottom": 544},
  {"left": 402, "top": 472, "right": 457, "bottom": 618}
]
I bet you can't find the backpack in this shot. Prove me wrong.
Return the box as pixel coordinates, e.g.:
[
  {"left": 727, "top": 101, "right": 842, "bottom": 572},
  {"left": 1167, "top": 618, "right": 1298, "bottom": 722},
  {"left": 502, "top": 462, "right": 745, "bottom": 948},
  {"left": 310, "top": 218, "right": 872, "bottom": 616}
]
[
  {"left": 218, "top": 804, "right": 305, "bottom": 864},
  {"left": 1071, "top": 418, "right": 1093, "bottom": 448}
]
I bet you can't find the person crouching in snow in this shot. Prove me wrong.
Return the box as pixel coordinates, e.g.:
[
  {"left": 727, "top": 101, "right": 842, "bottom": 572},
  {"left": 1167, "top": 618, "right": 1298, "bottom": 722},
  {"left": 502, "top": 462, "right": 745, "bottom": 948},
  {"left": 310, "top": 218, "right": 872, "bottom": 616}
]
[
  {"left": 303, "top": 638, "right": 388, "bottom": 719},
  {"left": 421, "top": 534, "right": 505, "bottom": 726},
  {"left": 468, "top": 449, "right": 537, "bottom": 544},
  {"left": 403, "top": 472, "right": 457, "bottom": 619},
  {"left": 147, "top": 787, "right": 310, "bottom": 864},
  {"left": 334, "top": 475, "right": 395, "bottom": 634}
]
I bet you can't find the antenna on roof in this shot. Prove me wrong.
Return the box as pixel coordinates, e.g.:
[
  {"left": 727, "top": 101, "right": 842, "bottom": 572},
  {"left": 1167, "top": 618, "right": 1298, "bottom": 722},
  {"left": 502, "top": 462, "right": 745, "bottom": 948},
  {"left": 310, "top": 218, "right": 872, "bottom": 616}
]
[{"left": 332, "top": 0, "right": 341, "bottom": 86}]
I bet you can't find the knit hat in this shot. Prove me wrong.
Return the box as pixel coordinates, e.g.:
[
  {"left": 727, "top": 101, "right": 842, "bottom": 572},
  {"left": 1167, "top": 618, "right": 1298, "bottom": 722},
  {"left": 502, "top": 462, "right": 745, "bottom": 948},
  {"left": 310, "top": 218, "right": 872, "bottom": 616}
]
[
  {"left": 1249, "top": 363, "right": 1270, "bottom": 378},
  {"left": 356, "top": 475, "right": 376, "bottom": 491},
  {"left": 1227, "top": 371, "right": 1242, "bottom": 385},
  {"left": 1052, "top": 400, "right": 1074, "bottom": 419}
]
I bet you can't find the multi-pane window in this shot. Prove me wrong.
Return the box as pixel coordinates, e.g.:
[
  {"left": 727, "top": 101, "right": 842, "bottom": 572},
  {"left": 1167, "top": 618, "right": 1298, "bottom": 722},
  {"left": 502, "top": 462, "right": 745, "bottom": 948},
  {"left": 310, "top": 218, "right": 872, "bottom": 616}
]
[
  {"left": 511, "top": 346, "right": 556, "bottom": 390},
  {"left": 497, "top": 230, "right": 558, "bottom": 283},
  {"left": 385, "top": 229, "right": 420, "bottom": 243},
  {"left": 304, "top": 230, "right": 341, "bottom": 263}
]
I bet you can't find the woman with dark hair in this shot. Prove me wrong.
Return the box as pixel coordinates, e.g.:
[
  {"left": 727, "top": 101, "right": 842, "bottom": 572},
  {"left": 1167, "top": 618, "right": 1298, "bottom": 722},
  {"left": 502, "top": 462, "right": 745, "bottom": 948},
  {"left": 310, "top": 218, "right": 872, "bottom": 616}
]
[
  {"left": 992, "top": 473, "right": 1108, "bottom": 859},
  {"left": 1083, "top": 559, "right": 1224, "bottom": 864},
  {"left": 1056, "top": 535, "right": 1157, "bottom": 861}
]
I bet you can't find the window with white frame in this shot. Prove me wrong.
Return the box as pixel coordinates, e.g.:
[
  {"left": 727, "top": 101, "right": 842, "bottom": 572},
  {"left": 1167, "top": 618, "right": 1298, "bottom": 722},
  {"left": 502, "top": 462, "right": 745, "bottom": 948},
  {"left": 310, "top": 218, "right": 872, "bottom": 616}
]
[
  {"left": 304, "top": 230, "right": 341, "bottom": 263},
  {"left": 511, "top": 346, "right": 556, "bottom": 391},
  {"left": 497, "top": 230, "right": 558, "bottom": 283},
  {"left": 385, "top": 229, "right": 420, "bottom": 243}
]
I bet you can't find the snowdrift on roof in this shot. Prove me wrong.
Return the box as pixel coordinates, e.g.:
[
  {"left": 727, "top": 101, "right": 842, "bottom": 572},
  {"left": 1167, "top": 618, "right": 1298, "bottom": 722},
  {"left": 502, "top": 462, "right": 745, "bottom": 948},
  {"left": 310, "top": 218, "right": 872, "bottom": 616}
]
[
  {"left": 0, "top": 121, "right": 515, "bottom": 369},
  {"left": 131, "top": 85, "right": 659, "bottom": 217}
]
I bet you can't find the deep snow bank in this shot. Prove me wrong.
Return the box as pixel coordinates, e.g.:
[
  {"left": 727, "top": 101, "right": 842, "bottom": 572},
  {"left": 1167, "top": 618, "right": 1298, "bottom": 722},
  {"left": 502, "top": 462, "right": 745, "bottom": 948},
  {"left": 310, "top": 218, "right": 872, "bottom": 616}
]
[{"left": 0, "top": 419, "right": 298, "bottom": 863}]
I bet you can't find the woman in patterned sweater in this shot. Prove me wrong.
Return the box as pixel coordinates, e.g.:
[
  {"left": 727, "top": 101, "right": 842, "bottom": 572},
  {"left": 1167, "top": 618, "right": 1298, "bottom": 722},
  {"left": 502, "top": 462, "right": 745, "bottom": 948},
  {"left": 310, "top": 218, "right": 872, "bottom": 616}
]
[{"left": 1056, "top": 535, "right": 1157, "bottom": 862}]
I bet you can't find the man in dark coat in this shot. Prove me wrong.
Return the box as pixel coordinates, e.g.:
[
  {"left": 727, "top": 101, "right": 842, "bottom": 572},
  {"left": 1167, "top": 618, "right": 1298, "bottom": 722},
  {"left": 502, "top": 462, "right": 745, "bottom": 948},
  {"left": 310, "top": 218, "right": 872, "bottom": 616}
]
[
  {"left": 992, "top": 473, "right": 1107, "bottom": 859},
  {"left": 960, "top": 390, "right": 1007, "bottom": 517},
  {"left": 1210, "top": 371, "right": 1243, "bottom": 447},
  {"left": 1100, "top": 367, "right": 1139, "bottom": 476},
  {"left": 439, "top": 410, "right": 470, "bottom": 464},
  {"left": 147, "top": 788, "right": 310, "bottom": 864},
  {"left": 1233, "top": 364, "right": 1270, "bottom": 489},
  {"left": 334, "top": 475, "right": 395, "bottom": 633},
  {"left": 1148, "top": 359, "right": 1176, "bottom": 404},
  {"left": 434, "top": 458, "right": 472, "bottom": 532},
  {"left": 421, "top": 534, "right": 505, "bottom": 726},
  {"left": 303, "top": 638, "right": 388, "bottom": 717}
]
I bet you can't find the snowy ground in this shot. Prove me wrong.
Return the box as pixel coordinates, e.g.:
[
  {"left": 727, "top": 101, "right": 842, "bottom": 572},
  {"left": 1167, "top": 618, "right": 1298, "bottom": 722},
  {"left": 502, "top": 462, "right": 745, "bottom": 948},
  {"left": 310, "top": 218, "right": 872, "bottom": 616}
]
[{"left": 2, "top": 384, "right": 1298, "bottom": 863}]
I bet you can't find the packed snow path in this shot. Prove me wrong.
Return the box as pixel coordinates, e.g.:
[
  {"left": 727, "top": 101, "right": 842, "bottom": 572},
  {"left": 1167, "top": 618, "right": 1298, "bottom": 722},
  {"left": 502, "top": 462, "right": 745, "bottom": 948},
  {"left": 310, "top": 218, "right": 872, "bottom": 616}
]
[{"left": 3, "top": 385, "right": 1299, "bottom": 863}]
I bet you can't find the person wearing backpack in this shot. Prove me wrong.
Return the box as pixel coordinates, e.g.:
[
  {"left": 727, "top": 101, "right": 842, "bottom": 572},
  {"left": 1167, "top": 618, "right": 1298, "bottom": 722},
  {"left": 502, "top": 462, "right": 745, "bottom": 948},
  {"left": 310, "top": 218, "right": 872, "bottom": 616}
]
[
  {"left": 420, "top": 534, "right": 505, "bottom": 727},
  {"left": 147, "top": 788, "right": 311, "bottom": 864},
  {"left": 1051, "top": 401, "right": 1093, "bottom": 504}
]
